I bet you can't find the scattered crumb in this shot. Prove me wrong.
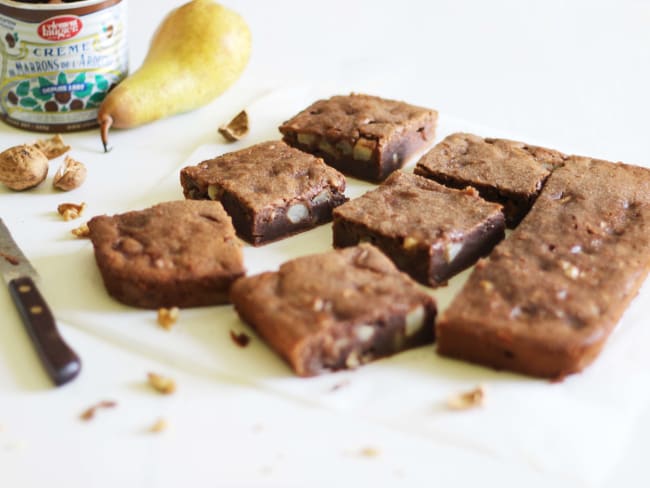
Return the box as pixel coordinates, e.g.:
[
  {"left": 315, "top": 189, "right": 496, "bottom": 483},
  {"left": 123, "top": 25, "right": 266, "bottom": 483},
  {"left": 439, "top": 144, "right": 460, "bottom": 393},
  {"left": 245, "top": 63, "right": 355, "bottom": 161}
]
[
  {"left": 33, "top": 134, "right": 70, "bottom": 159},
  {"left": 149, "top": 418, "right": 169, "bottom": 433},
  {"left": 147, "top": 372, "right": 176, "bottom": 395},
  {"left": 446, "top": 385, "right": 486, "bottom": 410},
  {"left": 219, "top": 110, "right": 249, "bottom": 142},
  {"left": 157, "top": 307, "right": 179, "bottom": 330},
  {"left": 57, "top": 202, "right": 86, "bottom": 221},
  {"left": 71, "top": 222, "right": 90, "bottom": 238},
  {"left": 229, "top": 330, "right": 251, "bottom": 348},
  {"left": 359, "top": 447, "right": 381, "bottom": 458},
  {"left": 80, "top": 400, "right": 117, "bottom": 421},
  {"left": 329, "top": 379, "right": 350, "bottom": 392},
  {"left": 0, "top": 251, "right": 19, "bottom": 265}
]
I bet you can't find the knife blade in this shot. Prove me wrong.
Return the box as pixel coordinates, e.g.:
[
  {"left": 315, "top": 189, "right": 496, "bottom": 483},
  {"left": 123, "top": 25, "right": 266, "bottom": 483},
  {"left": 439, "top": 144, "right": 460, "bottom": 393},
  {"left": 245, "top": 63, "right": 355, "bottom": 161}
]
[{"left": 0, "top": 218, "right": 81, "bottom": 386}]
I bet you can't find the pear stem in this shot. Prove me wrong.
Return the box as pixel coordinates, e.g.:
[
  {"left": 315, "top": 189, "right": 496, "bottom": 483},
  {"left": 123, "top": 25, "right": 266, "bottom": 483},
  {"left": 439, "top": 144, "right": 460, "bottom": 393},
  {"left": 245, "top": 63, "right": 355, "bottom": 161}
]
[{"left": 99, "top": 113, "right": 113, "bottom": 153}]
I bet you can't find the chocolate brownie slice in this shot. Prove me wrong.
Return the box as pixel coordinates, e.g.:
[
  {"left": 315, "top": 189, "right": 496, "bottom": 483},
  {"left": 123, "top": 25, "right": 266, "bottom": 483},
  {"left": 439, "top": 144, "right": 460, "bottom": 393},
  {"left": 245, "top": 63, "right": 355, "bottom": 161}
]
[
  {"left": 230, "top": 244, "right": 437, "bottom": 376},
  {"left": 333, "top": 171, "right": 505, "bottom": 287},
  {"left": 279, "top": 94, "right": 437, "bottom": 182},
  {"left": 414, "top": 133, "right": 567, "bottom": 227},
  {"left": 88, "top": 200, "right": 245, "bottom": 309},
  {"left": 180, "top": 141, "right": 348, "bottom": 246},
  {"left": 437, "top": 156, "right": 650, "bottom": 379}
]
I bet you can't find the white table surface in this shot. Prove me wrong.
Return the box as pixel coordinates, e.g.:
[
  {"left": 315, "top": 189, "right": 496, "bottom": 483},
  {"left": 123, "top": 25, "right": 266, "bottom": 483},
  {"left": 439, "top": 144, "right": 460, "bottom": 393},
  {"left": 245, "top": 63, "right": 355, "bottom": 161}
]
[{"left": 1, "top": 1, "right": 649, "bottom": 486}]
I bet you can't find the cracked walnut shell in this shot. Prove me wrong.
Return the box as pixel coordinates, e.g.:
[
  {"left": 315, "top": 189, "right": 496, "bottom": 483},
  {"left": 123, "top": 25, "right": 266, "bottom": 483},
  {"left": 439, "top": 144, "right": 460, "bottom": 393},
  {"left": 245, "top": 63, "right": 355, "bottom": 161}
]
[
  {"left": 53, "top": 156, "right": 87, "bottom": 191},
  {"left": 34, "top": 134, "right": 71, "bottom": 160},
  {"left": 0, "top": 145, "right": 49, "bottom": 191}
]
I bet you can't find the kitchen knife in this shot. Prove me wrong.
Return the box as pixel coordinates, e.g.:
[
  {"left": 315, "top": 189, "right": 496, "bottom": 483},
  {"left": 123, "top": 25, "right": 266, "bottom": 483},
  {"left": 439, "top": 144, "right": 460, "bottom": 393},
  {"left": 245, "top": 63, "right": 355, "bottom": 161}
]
[{"left": 0, "top": 218, "right": 81, "bottom": 386}]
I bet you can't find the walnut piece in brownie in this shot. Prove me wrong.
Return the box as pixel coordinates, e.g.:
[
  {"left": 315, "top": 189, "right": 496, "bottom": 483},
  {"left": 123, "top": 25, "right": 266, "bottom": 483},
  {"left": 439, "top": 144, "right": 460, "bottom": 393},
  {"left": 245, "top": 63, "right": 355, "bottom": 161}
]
[
  {"left": 333, "top": 171, "right": 505, "bottom": 287},
  {"left": 437, "top": 156, "right": 650, "bottom": 379},
  {"left": 279, "top": 94, "right": 437, "bottom": 182},
  {"left": 88, "top": 200, "right": 244, "bottom": 309},
  {"left": 180, "top": 141, "right": 348, "bottom": 246},
  {"left": 414, "top": 133, "right": 567, "bottom": 227},
  {"left": 230, "top": 244, "right": 437, "bottom": 376}
]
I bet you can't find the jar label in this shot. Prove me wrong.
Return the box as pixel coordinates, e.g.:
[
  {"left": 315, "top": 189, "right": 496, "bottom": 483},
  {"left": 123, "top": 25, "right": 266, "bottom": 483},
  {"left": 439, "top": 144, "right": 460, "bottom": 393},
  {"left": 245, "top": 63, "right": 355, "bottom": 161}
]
[{"left": 0, "top": 0, "right": 128, "bottom": 132}]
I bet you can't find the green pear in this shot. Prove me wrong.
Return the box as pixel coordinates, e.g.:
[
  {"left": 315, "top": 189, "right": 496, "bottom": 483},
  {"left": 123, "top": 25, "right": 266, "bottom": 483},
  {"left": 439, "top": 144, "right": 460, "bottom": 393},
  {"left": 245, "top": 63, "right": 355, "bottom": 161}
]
[{"left": 98, "top": 0, "right": 251, "bottom": 151}]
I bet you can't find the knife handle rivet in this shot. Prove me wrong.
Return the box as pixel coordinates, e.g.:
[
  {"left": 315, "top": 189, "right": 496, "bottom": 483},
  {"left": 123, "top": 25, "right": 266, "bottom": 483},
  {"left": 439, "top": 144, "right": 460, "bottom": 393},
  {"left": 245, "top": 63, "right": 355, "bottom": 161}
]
[
  {"left": 30, "top": 305, "right": 43, "bottom": 315},
  {"left": 18, "top": 285, "right": 31, "bottom": 293}
]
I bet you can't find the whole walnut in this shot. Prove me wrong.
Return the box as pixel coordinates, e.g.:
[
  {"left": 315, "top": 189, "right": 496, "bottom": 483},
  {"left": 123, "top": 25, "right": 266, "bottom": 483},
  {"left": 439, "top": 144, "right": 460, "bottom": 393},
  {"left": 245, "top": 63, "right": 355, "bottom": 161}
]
[{"left": 0, "top": 145, "right": 49, "bottom": 191}]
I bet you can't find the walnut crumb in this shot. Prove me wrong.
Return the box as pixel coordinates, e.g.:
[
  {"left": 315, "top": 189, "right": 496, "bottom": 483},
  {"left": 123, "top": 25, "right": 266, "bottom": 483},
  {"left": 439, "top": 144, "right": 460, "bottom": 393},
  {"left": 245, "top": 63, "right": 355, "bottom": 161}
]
[
  {"left": 80, "top": 400, "right": 117, "bottom": 421},
  {"left": 446, "top": 385, "right": 486, "bottom": 410},
  {"left": 57, "top": 202, "right": 86, "bottom": 221},
  {"left": 71, "top": 222, "right": 90, "bottom": 238},
  {"left": 147, "top": 372, "right": 176, "bottom": 395},
  {"left": 157, "top": 307, "right": 179, "bottom": 330},
  {"left": 149, "top": 418, "right": 168, "bottom": 433},
  {"left": 560, "top": 260, "right": 580, "bottom": 280},
  {"left": 479, "top": 280, "right": 494, "bottom": 292},
  {"left": 359, "top": 447, "right": 380, "bottom": 458},
  {"left": 230, "top": 330, "right": 251, "bottom": 348}
]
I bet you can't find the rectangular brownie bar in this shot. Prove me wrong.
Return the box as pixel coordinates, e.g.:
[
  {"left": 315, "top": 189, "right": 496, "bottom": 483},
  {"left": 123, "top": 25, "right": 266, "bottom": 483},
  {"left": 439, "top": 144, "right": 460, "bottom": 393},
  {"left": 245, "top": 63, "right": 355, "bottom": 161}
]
[
  {"left": 437, "top": 156, "right": 650, "bottom": 379},
  {"left": 180, "top": 141, "right": 348, "bottom": 246},
  {"left": 230, "top": 244, "right": 437, "bottom": 376},
  {"left": 279, "top": 94, "right": 437, "bottom": 182},
  {"left": 332, "top": 171, "right": 505, "bottom": 287},
  {"left": 88, "top": 201, "right": 245, "bottom": 309},
  {"left": 414, "top": 133, "right": 567, "bottom": 227}
]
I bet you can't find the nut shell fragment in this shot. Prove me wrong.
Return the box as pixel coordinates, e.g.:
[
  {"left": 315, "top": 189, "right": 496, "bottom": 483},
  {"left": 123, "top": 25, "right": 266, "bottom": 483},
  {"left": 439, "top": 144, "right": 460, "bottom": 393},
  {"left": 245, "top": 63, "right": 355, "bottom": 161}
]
[
  {"left": 34, "top": 134, "right": 70, "bottom": 159},
  {"left": 53, "top": 155, "right": 87, "bottom": 191},
  {"left": 218, "top": 110, "right": 249, "bottom": 142},
  {"left": 0, "top": 145, "right": 49, "bottom": 191}
]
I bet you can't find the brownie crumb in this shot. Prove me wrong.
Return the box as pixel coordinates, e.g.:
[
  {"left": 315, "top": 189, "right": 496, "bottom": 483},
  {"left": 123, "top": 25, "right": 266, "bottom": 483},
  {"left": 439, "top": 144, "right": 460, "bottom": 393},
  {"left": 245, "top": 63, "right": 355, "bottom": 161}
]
[{"left": 230, "top": 330, "right": 251, "bottom": 348}]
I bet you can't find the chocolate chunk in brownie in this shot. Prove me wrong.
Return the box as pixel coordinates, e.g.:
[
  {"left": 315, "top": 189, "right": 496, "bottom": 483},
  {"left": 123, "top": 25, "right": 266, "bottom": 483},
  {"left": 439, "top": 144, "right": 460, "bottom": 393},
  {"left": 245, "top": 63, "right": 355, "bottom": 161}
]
[
  {"left": 437, "top": 156, "right": 650, "bottom": 379},
  {"left": 88, "top": 200, "right": 245, "bottom": 309},
  {"left": 414, "top": 133, "right": 567, "bottom": 227},
  {"left": 230, "top": 244, "right": 437, "bottom": 376},
  {"left": 279, "top": 94, "right": 437, "bottom": 182},
  {"left": 180, "top": 141, "right": 348, "bottom": 246},
  {"left": 333, "top": 171, "right": 505, "bottom": 287}
]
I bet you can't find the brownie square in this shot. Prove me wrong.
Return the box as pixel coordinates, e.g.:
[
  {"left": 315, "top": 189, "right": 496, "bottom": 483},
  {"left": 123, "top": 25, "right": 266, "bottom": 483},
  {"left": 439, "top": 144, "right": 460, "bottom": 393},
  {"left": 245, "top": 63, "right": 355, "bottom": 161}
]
[
  {"left": 230, "top": 244, "right": 437, "bottom": 376},
  {"left": 279, "top": 93, "right": 437, "bottom": 182},
  {"left": 414, "top": 133, "right": 567, "bottom": 227},
  {"left": 437, "top": 157, "right": 650, "bottom": 379},
  {"left": 88, "top": 200, "right": 245, "bottom": 309},
  {"left": 180, "top": 141, "right": 348, "bottom": 246},
  {"left": 333, "top": 171, "right": 505, "bottom": 287}
]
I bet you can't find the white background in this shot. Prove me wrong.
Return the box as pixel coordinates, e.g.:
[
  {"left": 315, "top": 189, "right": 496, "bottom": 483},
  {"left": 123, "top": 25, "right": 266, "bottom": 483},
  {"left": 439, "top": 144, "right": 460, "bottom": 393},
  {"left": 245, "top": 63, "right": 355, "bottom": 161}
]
[{"left": 1, "top": 0, "right": 649, "bottom": 486}]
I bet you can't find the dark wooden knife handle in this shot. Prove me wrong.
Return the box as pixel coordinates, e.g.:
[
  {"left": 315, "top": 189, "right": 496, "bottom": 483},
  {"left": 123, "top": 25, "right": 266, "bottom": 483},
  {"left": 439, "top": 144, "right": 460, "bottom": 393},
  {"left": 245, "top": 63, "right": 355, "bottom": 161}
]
[{"left": 8, "top": 276, "right": 81, "bottom": 386}]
